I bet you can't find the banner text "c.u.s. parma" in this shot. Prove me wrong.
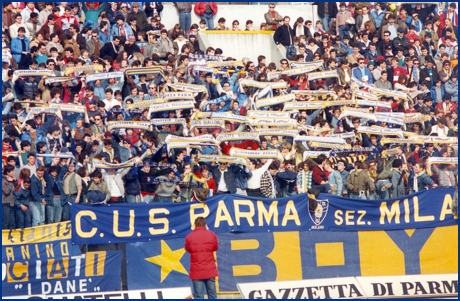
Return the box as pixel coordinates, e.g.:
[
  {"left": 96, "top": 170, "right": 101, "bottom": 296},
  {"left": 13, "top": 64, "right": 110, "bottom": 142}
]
[{"left": 70, "top": 189, "right": 456, "bottom": 245}]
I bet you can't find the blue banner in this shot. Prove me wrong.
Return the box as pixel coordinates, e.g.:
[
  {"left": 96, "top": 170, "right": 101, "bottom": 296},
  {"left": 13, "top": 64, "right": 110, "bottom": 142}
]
[
  {"left": 71, "top": 188, "right": 456, "bottom": 245},
  {"left": 126, "top": 225, "right": 458, "bottom": 292},
  {"left": 2, "top": 223, "right": 123, "bottom": 297}
]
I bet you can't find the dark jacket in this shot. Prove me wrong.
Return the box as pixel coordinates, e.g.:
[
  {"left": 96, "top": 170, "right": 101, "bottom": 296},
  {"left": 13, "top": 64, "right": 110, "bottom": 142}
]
[
  {"left": 128, "top": 10, "right": 148, "bottom": 31},
  {"left": 185, "top": 226, "right": 219, "bottom": 280},
  {"left": 355, "top": 13, "right": 376, "bottom": 32},
  {"left": 273, "top": 24, "right": 295, "bottom": 47},
  {"left": 2, "top": 175, "right": 17, "bottom": 206},
  {"left": 14, "top": 185, "right": 31, "bottom": 207},
  {"left": 392, "top": 36, "right": 411, "bottom": 55},
  {"left": 144, "top": 2, "right": 164, "bottom": 17},
  {"left": 124, "top": 168, "right": 140, "bottom": 195},
  {"left": 31, "top": 174, "right": 46, "bottom": 203},
  {"left": 313, "top": 2, "right": 338, "bottom": 19},
  {"left": 419, "top": 68, "right": 440, "bottom": 89},
  {"left": 209, "top": 164, "right": 239, "bottom": 194},
  {"left": 138, "top": 167, "right": 172, "bottom": 192},
  {"left": 45, "top": 165, "right": 68, "bottom": 203},
  {"left": 276, "top": 170, "right": 297, "bottom": 193},
  {"left": 99, "top": 41, "right": 121, "bottom": 60}
]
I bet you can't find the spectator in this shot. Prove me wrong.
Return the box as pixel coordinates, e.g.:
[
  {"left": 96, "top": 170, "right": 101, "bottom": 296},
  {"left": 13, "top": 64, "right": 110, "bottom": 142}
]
[{"left": 264, "top": 3, "right": 283, "bottom": 31}]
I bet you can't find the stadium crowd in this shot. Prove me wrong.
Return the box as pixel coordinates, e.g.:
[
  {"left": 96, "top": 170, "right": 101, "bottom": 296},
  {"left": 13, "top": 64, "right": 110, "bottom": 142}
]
[{"left": 1, "top": 2, "right": 458, "bottom": 230}]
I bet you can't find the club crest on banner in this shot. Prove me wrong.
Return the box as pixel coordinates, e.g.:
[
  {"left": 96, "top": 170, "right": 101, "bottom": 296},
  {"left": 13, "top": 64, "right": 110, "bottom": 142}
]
[{"left": 310, "top": 199, "right": 329, "bottom": 229}]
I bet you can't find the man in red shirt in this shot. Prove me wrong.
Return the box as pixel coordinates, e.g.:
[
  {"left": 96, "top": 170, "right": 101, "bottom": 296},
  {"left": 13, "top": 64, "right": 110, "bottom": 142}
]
[
  {"left": 185, "top": 217, "right": 218, "bottom": 299},
  {"left": 388, "top": 57, "right": 408, "bottom": 85}
]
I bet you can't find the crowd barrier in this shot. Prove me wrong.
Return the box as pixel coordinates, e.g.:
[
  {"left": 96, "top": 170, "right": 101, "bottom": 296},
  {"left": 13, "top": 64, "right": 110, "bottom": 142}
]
[{"left": 2, "top": 189, "right": 457, "bottom": 296}]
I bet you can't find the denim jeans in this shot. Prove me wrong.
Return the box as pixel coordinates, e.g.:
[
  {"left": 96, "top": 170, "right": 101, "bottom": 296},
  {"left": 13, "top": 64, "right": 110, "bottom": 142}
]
[
  {"left": 321, "top": 13, "right": 331, "bottom": 32},
  {"left": 125, "top": 194, "right": 138, "bottom": 203},
  {"left": 15, "top": 206, "right": 32, "bottom": 229},
  {"left": 2, "top": 101, "right": 12, "bottom": 115},
  {"left": 338, "top": 25, "right": 345, "bottom": 39},
  {"left": 236, "top": 188, "right": 247, "bottom": 196},
  {"left": 2, "top": 204, "right": 15, "bottom": 230},
  {"left": 62, "top": 195, "right": 77, "bottom": 221},
  {"left": 29, "top": 202, "right": 45, "bottom": 226},
  {"left": 179, "top": 11, "right": 192, "bottom": 32},
  {"left": 375, "top": 180, "right": 391, "bottom": 199},
  {"left": 201, "top": 12, "right": 214, "bottom": 30},
  {"left": 142, "top": 194, "right": 155, "bottom": 203},
  {"left": 349, "top": 192, "right": 368, "bottom": 200},
  {"left": 192, "top": 278, "right": 217, "bottom": 299},
  {"left": 46, "top": 197, "right": 63, "bottom": 224},
  {"left": 311, "top": 183, "right": 331, "bottom": 193}
]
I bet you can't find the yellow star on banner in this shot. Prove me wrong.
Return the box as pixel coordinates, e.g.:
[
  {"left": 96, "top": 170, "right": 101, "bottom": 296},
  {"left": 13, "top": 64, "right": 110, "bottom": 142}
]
[{"left": 145, "top": 240, "right": 188, "bottom": 282}]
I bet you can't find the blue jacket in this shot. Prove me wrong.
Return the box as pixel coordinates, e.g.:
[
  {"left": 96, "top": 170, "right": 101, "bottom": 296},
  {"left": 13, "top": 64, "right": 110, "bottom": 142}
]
[
  {"left": 371, "top": 10, "right": 386, "bottom": 28},
  {"left": 110, "top": 23, "right": 134, "bottom": 39},
  {"left": 21, "top": 130, "right": 47, "bottom": 147},
  {"left": 106, "top": 7, "right": 121, "bottom": 25},
  {"left": 234, "top": 165, "right": 252, "bottom": 190},
  {"left": 14, "top": 186, "right": 31, "bottom": 207},
  {"left": 99, "top": 30, "right": 113, "bottom": 44},
  {"left": 276, "top": 170, "right": 297, "bottom": 194},
  {"left": 328, "top": 170, "right": 343, "bottom": 196},
  {"left": 430, "top": 85, "right": 445, "bottom": 103},
  {"left": 10, "top": 36, "right": 30, "bottom": 63},
  {"left": 408, "top": 171, "right": 435, "bottom": 192},
  {"left": 45, "top": 165, "right": 68, "bottom": 202},
  {"left": 352, "top": 67, "right": 374, "bottom": 84},
  {"left": 338, "top": 170, "right": 349, "bottom": 194},
  {"left": 30, "top": 175, "right": 46, "bottom": 203},
  {"left": 209, "top": 164, "right": 240, "bottom": 194}
]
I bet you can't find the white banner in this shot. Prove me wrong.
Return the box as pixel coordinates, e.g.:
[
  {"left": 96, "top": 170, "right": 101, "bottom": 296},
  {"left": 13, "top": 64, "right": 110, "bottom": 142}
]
[
  {"left": 85, "top": 71, "right": 124, "bottom": 83},
  {"left": 45, "top": 287, "right": 193, "bottom": 299},
  {"left": 303, "top": 151, "right": 330, "bottom": 160},
  {"left": 281, "top": 66, "right": 317, "bottom": 76},
  {"left": 356, "top": 274, "right": 458, "bottom": 299},
  {"left": 353, "top": 90, "right": 379, "bottom": 101},
  {"left": 294, "top": 135, "right": 346, "bottom": 145},
  {"left": 358, "top": 126, "right": 405, "bottom": 138},
  {"left": 247, "top": 111, "right": 291, "bottom": 119},
  {"left": 238, "top": 274, "right": 458, "bottom": 299},
  {"left": 290, "top": 60, "right": 323, "bottom": 69},
  {"left": 237, "top": 277, "right": 366, "bottom": 299},
  {"left": 307, "top": 70, "right": 338, "bottom": 80},
  {"left": 190, "top": 119, "right": 225, "bottom": 129},
  {"left": 107, "top": 121, "right": 151, "bottom": 131},
  {"left": 283, "top": 102, "right": 323, "bottom": 110},
  {"left": 356, "top": 99, "right": 391, "bottom": 108},
  {"left": 162, "top": 91, "right": 194, "bottom": 100},
  {"left": 256, "top": 129, "right": 299, "bottom": 138},
  {"left": 13, "top": 70, "right": 55, "bottom": 82},
  {"left": 216, "top": 132, "right": 260, "bottom": 143},
  {"left": 230, "top": 147, "right": 284, "bottom": 161},
  {"left": 255, "top": 94, "right": 295, "bottom": 108},
  {"left": 148, "top": 100, "right": 195, "bottom": 114}
]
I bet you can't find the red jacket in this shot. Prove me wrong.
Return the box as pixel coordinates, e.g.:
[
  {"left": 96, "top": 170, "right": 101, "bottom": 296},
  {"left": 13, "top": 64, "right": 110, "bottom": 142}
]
[
  {"left": 312, "top": 165, "right": 327, "bottom": 185},
  {"left": 185, "top": 226, "right": 219, "bottom": 280},
  {"left": 194, "top": 2, "right": 218, "bottom": 16}
]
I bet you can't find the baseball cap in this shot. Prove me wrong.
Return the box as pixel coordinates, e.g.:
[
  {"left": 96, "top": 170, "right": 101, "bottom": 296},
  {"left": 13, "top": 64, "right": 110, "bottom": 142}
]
[{"left": 397, "top": 27, "right": 405, "bottom": 33}]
